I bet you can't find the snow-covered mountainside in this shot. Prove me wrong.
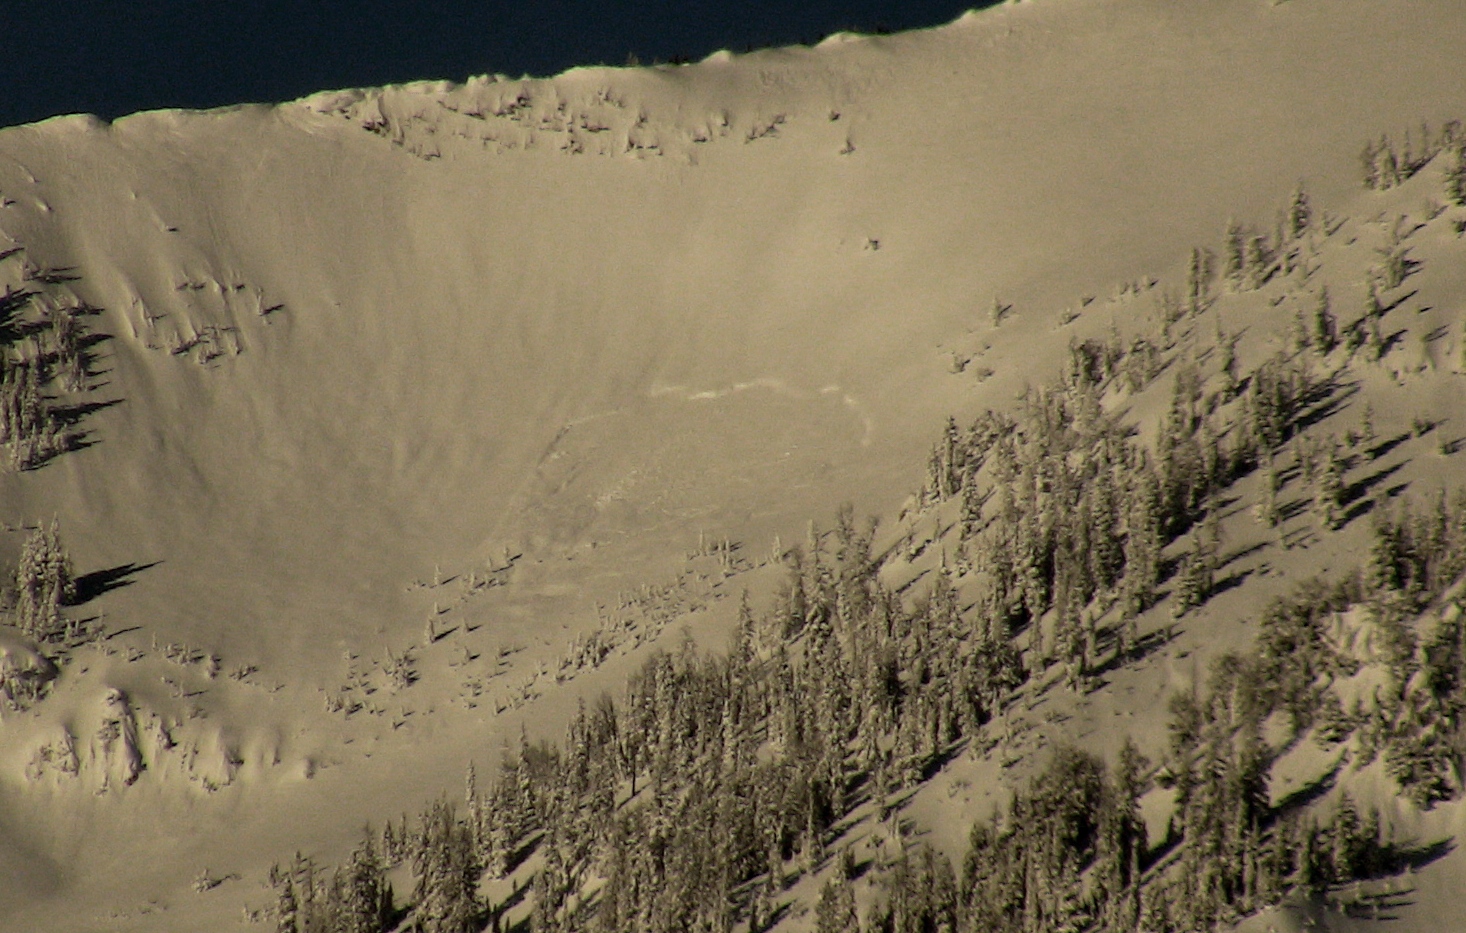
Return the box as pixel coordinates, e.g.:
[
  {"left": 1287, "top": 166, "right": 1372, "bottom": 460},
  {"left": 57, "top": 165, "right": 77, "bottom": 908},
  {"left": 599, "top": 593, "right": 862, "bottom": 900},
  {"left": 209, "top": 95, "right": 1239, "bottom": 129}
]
[{"left": 1, "top": 1, "right": 1465, "bottom": 930}]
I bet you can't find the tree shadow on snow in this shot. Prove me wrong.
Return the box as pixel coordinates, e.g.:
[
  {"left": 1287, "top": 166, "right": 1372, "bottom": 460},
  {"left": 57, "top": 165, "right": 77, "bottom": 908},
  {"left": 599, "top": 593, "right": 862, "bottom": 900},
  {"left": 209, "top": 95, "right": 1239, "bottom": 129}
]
[
  {"left": 1207, "top": 567, "right": 1252, "bottom": 601},
  {"left": 1270, "top": 754, "right": 1346, "bottom": 825},
  {"left": 50, "top": 396, "right": 122, "bottom": 427},
  {"left": 1094, "top": 623, "right": 1176, "bottom": 680},
  {"left": 68, "top": 560, "right": 160, "bottom": 606},
  {"left": 1340, "top": 460, "right": 1407, "bottom": 512}
]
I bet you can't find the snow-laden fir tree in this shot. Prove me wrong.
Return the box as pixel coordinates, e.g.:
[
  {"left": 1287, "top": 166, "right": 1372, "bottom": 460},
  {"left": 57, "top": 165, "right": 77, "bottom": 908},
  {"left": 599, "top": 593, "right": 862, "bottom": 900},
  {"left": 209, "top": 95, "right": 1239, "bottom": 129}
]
[
  {"left": 342, "top": 834, "right": 390, "bottom": 933},
  {"left": 814, "top": 875, "right": 858, "bottom": 933},
  {"left": 1121, "top": 461, "right": 1162, "bottom": 622},
  {"left": 1253, "top": 456, "right": 1281, "bottom": 528},
  {"left": 274, "top": 875, "right": 299, "bottom": 933},
  {"left": 1186, "top": 247, "right": 1214, "bottom": 317},
  {"left": 1310, "top": 286, "right": 1337, "bottom": 355},
  {"left": 1314, "top": 444, "right": 1344, "bottom": 530},
  {"left": 1287, "top": 182, "right": 1312, "bottom": 241},
  {"left": 1223, "top": 221, "right": 1247, "bottom": 289},
  {"left": 411, "top": 800, "right": 479, "bottom": 933},
  {"left": 1244, "top": 233, "right": 1273, "bottom": 289},
  {"left": 1217, "top": 331, "right": 1239, "bottom": 400},
  {"left": 15, "top": 518, "right": 75, "bottom": 638},
  {"left": 1171, "top": 527, "right": 1213, "bottom": 619}
]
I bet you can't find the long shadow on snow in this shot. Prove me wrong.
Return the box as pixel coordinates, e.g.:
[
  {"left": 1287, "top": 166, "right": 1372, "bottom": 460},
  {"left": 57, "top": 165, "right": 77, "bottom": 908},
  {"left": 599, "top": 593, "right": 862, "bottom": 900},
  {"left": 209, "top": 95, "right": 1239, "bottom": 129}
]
[
  {"left": 1292, "top": 377, "right": 1357, "bottom": 435},
  {"left": 50, "top": 396, "right": 122, "bottom": 427},
  {"left": 1092, "top": 624, "right": 1177, "bottom": 681},
  {"left": 1366, "top": 431, "right": 1411, "bottom": 462},
  {"left": 1269, "top": 753, "right": 1346, "bottom": 825},
  {"left": 1342, "top": 460, "right": 1407, "bottom": 509},
  {"left": 69, "top": 560, "right": 160, "bottom": 606}
]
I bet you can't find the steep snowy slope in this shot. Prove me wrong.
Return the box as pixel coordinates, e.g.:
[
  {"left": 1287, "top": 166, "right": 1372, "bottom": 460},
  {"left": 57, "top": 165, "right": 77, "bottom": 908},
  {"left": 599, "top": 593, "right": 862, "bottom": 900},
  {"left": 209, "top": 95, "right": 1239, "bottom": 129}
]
[{"left": 0, "top": 0, "right": 1464, "bottom": 929}]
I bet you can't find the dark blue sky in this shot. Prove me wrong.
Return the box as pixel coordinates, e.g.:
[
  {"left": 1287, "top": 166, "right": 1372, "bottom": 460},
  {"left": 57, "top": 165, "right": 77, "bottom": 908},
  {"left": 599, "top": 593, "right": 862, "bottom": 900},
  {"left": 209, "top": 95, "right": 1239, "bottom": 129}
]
[{"left": 2, "top": 1, "right": 994, "bottom": 130}]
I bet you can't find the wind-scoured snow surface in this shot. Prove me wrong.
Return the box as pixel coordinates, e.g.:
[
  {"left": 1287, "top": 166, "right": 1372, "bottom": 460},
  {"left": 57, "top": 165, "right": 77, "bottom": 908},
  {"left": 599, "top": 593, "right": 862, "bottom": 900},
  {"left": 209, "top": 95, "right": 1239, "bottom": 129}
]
[{"left": 0, "top": 0, "right": 1464, "bottom": 929}]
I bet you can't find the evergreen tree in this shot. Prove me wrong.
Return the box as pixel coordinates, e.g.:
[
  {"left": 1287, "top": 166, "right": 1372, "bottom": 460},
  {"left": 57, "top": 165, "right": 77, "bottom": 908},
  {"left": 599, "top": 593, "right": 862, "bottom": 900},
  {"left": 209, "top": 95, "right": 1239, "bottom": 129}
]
[
  {"left": 1172, "top": 528, "right": 1212, "bottom": 619},
  {"left": 52, "top": 307, "right": 87, "bottom": 392},
  {"left": 775, "top": 548, "right": 809, "bottom": 639},
  {"left": 813, "top": 876, "right": 857, "bottom": 933},
  {"left": 1330, "top": 793, "right": 1364, "bottom": 881},
  {"left": 1376, "top": 218, "right": 1411, "bottom": 290},
  {"left": 1375, "top": 134, "right": 1402, "bottom": 189},
  {"left": 1244, "top": 234, "right": 1273, "bottom": 289},
  {"left": 532, "top": 839, "right": 570, "bottom": 933},
  {"left": 290, "top": 854, "right": 318, "bottom": 933},
  {"left": 1287, "top": 183, "right": 1312, "bottom": 240},
  {"left": 1365, "top": 309, "right": 1386, "bottom": 361},
  {"left": 1310, "top": 287, "right": 1337, "bottom": 355},
  {"left": 343, "top": 833, "right": 388, "bottom": 933},
  {"left": 1364, "top": 278, "right": 1384, "bottom": 321},
  {"left": 990, "top": 296, "right": 1009, "bottom": 327},
  {"left": 1254, "top": 456, "right": 1281, "bottom": 528},
  {"left": 1445, "top": 142, "right": 1466, "bottom": 207},
  {"left": 1186, "top": 247, "right": 1214, "bottom": 317},
  {"left": 1218, "top": 332, "right": 1239, "bottom": 400},
  {"left": 1361, "top": 138, "right": 1382, "bottom": 189},
  {"left": 1223, "top": 221, "right": 1247, "bottom": 289},
  {"left": 1087, "top": 470, "right": 1123, "bottom": 595},
  {"left": 927, "top": 417, "right": 963, "bottom": 501},
  {"left": 411, "top": 800, "right": 479, "bottom": 933},
  {"left": 1314, "top": 446, "right": 1343, "bottom": 531},
  {"left": 465, "top": 763, "right": 481, "bottom": 852},
  {"left": 275, "top": 875, "right": 300, "bottom": 933},
  {"left": 1123, "top": 463, "right": 1163, "bottom": 620},
  {"left": 14, "top": 518, "right": 75, "bottom": 638},
  {"left": 1099, "top": 737, "right": 1150, "bottom": 929}
]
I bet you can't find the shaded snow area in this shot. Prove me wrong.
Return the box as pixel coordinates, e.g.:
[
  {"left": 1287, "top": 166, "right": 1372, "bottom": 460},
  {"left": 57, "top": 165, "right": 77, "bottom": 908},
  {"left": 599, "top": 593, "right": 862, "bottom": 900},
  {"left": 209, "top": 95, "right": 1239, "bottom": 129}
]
[{"left": 0, "top": 1, "right": 1465, "bottom": 930}]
